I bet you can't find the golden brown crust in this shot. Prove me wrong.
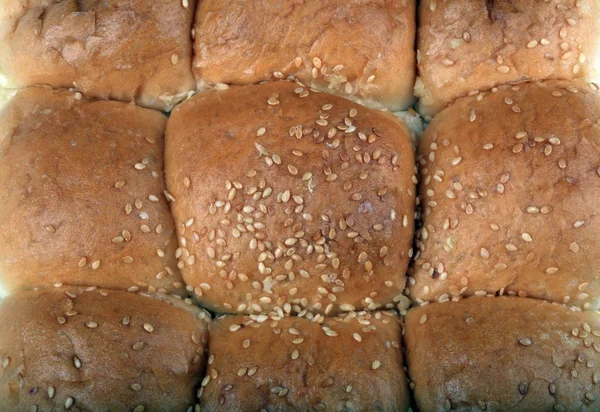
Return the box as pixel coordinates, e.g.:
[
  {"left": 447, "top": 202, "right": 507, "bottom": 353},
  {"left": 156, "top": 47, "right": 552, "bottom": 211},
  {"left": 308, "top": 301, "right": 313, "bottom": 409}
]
[
  {"left": 165, "top": 81, "right": 416, "bottom": 315},
  {"left": 0, "top": 286, "right": 210, "bottom": 411},
  {"left": 199, "top": 311, "right": 409, "bottom": 411},
  {"left": 0, "top": 0, "right": 197, "bottom": 111},
  {"left": 405, "top": 297, "right": 600, "bottom": 411},
  {"left": 411, "top": 80, "right": 600, "bottom": 310},
  {"left": 193, "top": 0, "right": 416, "bottom": 111},
  {"left": 0, "top": 87, "right": 185, "bottom": 297},
  {"left": 416, "top": 0, "right": 600, "bottom": 117}
]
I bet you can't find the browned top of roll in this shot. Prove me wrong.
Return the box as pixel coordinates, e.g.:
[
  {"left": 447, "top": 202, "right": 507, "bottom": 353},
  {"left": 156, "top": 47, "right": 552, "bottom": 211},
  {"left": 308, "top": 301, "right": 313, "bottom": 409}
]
[
  {"left": 193, "top": 0, "right": 416, "bottom": 111},
  {"left": 199, "top": 311, "right": 409, "bottom": 411},
  {"left": 0, "top": 0, "right": 197, "bottom": 111},
  {"left": 166, "top": 81, "right": 416, "bottom": 315},
  {"left": 416, "top": 0, "right": 600, "bottom": 117},
  {"left": 0, "top": 87, "right": 184, "bottom": 297},
  {"left": 405, "top": 296, "right": 600, "bottom": 411},
  {"left": 0, "top": 286, "right": 210, "bottom": 411},
  {"left": 411, "top": 80, "right": 600, "bottom": 310}
]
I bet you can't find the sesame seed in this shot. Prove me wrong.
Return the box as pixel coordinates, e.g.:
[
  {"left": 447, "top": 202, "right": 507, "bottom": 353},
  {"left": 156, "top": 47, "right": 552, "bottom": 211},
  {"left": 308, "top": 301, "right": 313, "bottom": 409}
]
[
  {"left": 521, "top": 233, "right": 533, "bottom": 242},
  {"left": 451, "top": 157, "right": 462, "bottom": 166},
  {"left": 85, "top": 320, "right": 98, "bottom": 329},
  {"left": 372, "top": 360, "right": 381, "bottom": 370},
  {"left": 130, "top": 384, "right": 142, "bottom": 391},
  {"left": 171, "top": 53, "right": 179, "bottom": 65},
  {"left": 353, "top": 333, "right": 362, "bottom": 342},
  {"left": 497, "top": 66, "right": 510, "bottom": 74},
  {"left": 574, "top": 220, "right": 585, "bottom": 228},
  {"left": 65, "top": 397, "right": 74, "bottom": 409},
  {"left": 546, "top": 267, "right": 559, "bottom": 274},
  {"left": 182, "top": 0, "right": 188, "bottom": 7},
  {"left": 143, "top": 323, "right": 154, "bottom": 333},
  {"left": 91, "top": 260, "right": 100, "bottom": 270},
  {"left": 519, "top": 338, "right": 532, "bottom": 346},
  {"left": 229, "top": 324, "right": 241, "bottom": 332},
  {"left": 73, "top": 356, "right": 82, "bottom": 369},
  {"left": 420, "top": 314, "right": 428, "bottom": 324},
  {"left": 267, "top": 98, "right": 280, "bottom": 106},
  {"left": 469, "top": 110, "right": 476, "bottom": 122}
]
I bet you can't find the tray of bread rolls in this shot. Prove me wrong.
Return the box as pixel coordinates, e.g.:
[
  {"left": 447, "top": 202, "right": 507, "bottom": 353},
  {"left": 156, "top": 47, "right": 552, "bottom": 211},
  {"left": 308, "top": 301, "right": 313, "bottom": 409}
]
[{"left": 0, "top": 1, "right": 599, "bottom": 411}]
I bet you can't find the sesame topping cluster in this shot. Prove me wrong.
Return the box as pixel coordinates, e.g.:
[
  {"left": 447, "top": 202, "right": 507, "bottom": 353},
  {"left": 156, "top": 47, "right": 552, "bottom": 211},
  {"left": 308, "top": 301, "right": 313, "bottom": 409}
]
[{"left": 167, "top": 81, "right": 416, "bottom": 317}]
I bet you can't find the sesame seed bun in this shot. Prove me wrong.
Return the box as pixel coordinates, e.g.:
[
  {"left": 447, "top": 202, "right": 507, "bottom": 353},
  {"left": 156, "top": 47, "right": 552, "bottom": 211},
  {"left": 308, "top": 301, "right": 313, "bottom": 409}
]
[
  {"left": 192, "top": 0, "right": 416, "bottom": 112},
  {"left": 411, "top": 80, "right": 600, "bottom": 310},
  {"left": 165, "top": 81, "right": 416, "bottom": 316},
  {"left": 405, "top": 296, "right": 600, "bottom": 411},
  {"left": 0, "top": 87, "right": 185, "bottom": 297},
  {"left": 199, "top": 311, "right": 409, "bottom": 411},
  {"left": 0, "top": 286, "right": 210, "bottom": 410},
  {"left": 416, "top": 0, "right": 600, "bottom": 118},
  {"left": 0, "top": 0, "right": 197, "bottom": 111}
]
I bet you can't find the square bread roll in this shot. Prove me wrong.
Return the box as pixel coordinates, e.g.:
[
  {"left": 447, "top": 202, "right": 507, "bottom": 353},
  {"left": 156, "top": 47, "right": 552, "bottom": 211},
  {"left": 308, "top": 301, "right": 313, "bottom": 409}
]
[
  {"left": 0, "top": 0, "right": 197, "bottom": 111},
  {"left": 193, "top": 0, "right": 416, "bottom": 112},
  {"left": 411, "top": 80, "right": 600, "bottom": 310},
  {"left": 199, "top": 311, "right": 409, "bottom": 411},
  {"left": 165, "top": 81, "right": 416, "bottom": 315},
  {"left": 416, "top": 0, "right": 600, "bottom": 117},
  {"left": 0, "top": 287, "right": 210, "bottom": 410},
  {"left": 405, "top": 297, "right": 600, "bottom": 411},
  {"left": 0, "top": 87, "right": 184, "bottom": 297}
]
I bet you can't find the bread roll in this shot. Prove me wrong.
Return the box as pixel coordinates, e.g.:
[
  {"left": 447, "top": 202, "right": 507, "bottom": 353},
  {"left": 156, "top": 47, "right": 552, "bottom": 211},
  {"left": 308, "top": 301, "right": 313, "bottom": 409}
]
[
  {"left": 0, "top": 287, "right": 210, "bottom": 411},
  {"left": 199, "top": 311, "right": 409, "bottom": 411},
  {"left": 416, "top": 0, "right": 600, "bottom": 117},
  {"left": 0, "top": 0, "right": 197, "bottom": 111},
  {"left": 165, "top": 81, "right": 416, "bottom": 315},
  {"left": 0, "top": 87, "right": 184, "bottom": 297},
  {"left": 193, "top": 0, "right": 416, "bottom": 111},
  {"left": 405, "top": 296, "right": 600, "bottom": 411},
  {"left": 411, "top": 80, "right": 600, "bottom": 310}
]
